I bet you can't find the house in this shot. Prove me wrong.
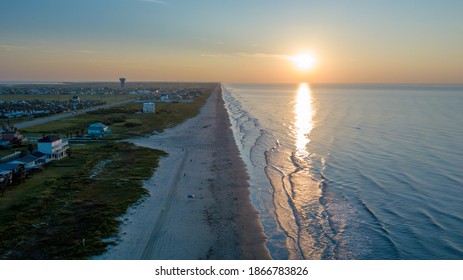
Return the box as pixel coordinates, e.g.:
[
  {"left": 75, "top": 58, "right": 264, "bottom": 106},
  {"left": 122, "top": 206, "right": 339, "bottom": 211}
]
[
  {"left": 0, "top": 162, "right": 25, "bottom": 174},
  {"left": 1, "top": 131, "right": 25, "bottom": 146},
  {"left": 88, "top": 123, "right": 111, "bottom": 137},
  {"left": 72, "top": 95, "right": 80, "bottom": 102},
  {"left": 0, "top": 170, "right": 13, "bottom": 194},
  {"left": 143, "top": 102, "right": 155, "bottom": 113},
  {"left": 37, "top": 135, "right": 69, "bottom": 162},
  {"left": 10, "top": 154, "right": 46, "bottom": 170},
  {"left": 0, "top": 139, "right": 10, "bottom": 148},
  {"left": 159, "top": 95, "right": 169, "bottom": 102},
  {"left": 0, "top": 162, "right": 27, "bottom": 185},
  {"left": 30, "top": 151, "right": 48, "bottom": 164},
  {"left": 0, "top": 170, "right": 12, "bottom": 184}
]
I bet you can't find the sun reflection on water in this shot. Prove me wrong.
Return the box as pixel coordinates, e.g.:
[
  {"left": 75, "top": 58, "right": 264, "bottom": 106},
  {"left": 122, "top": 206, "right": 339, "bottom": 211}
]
[{"left": 295, "top": 82, "right": 314, "bottom": 158}]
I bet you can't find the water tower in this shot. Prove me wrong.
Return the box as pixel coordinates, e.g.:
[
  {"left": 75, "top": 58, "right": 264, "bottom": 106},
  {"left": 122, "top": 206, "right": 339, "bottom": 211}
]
[{"left": 119, "top": 77, "right": 126, "bottom": 88}]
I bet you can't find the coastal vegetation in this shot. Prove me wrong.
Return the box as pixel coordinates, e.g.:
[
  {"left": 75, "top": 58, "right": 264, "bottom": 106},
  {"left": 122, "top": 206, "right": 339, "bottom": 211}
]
[
  {"left": 20, "top": 91, "right": 211, "bottom": 139},
  {"left": 0, "top": 83, "right": 216, "bottom": 259},
  {"left": 0, "top": 142, "right": 165, "bottom": 259}
]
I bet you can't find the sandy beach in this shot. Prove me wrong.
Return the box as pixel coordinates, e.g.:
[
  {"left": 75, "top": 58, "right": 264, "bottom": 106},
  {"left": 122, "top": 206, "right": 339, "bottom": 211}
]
[{"left": 96, "top": 86, "right": 271, "bottom": 260}]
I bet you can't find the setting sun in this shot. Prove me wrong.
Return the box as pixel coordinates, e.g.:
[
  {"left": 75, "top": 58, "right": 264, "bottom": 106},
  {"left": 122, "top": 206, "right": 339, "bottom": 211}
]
[{"left": 290, "top": 53, "right": 317, "bottom": 72}]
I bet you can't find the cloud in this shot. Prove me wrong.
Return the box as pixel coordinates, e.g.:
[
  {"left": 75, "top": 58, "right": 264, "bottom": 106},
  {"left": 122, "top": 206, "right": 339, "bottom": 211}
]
[
  {"left": 237, "top": 52, "right": 290, "bottom": 60},
  {"left": 139, "top": 0, "right": 166, "bottom": 4},
  {"left": 201, "top": 52, "right": 290, "bottom": 60},
  {"left": 0, "top": 44, "right": 32, "bottom": 51},
  {"left": 76, "top": 49, "right": 101, "bottom": 54},
  {"left": 200, "top": 53, "right": 233, "bottom": 58}
]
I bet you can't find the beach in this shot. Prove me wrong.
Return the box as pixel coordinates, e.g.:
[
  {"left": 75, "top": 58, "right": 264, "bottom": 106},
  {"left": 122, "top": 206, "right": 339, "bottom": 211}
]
[{"left": 97, "top": 86, "right": 271, "bottom": 260}]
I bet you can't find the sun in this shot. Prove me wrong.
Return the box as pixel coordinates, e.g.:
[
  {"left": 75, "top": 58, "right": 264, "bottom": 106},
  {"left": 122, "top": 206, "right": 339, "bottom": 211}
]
[{"left": 290, "top": 53, "right": 317, "bottom": 72}]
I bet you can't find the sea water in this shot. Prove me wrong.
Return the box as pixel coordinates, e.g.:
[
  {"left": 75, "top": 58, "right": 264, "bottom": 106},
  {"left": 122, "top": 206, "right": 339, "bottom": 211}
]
[{"left": 222, "top": 83, "right": 463, "bottom": 260}]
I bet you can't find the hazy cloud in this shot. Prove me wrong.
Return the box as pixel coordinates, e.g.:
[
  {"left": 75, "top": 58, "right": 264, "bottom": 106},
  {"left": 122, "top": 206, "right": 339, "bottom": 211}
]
[
  {"left": 76, "top": 49, "right": 102, "bottom": 54},
  {"left": 139, "top": 0, "right": 166, "bottom": 4},
  {"left": 201, "top": 52, "right": 290, "bottom": 60},
  {"left": 237, "top": 52, "right": 290, "bottom": 60},
  {"left": 200, "top": 53, "right": 233, "bottom": 58},
  {"left": 0, "top": 44, "right": 32, "bottom": 51}
]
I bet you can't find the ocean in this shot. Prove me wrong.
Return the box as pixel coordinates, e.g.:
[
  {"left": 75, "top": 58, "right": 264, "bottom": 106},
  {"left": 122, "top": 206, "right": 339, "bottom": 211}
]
[{"left": 222, "top": 83, "right": 463, "bottom": 260}]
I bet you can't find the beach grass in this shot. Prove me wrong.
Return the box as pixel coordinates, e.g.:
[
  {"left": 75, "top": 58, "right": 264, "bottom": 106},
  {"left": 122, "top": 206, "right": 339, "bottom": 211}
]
[{"left": 0, "top": 142, "right": 166, "bottom": 259}]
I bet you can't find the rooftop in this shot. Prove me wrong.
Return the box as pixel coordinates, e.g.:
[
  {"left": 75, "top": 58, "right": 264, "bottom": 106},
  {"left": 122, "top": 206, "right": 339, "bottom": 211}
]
[
  {"left": 89, "top": 122, "right": 108, "bottom": 128},
  {"left": 38, "top": 135, "right": 61, "bottom": 143}
]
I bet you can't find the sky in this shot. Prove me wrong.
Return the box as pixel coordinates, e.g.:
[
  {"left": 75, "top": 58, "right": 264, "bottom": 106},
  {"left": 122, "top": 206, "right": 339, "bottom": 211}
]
[{"left": 1, "top": 0, "right": 462, "bottom": 83}]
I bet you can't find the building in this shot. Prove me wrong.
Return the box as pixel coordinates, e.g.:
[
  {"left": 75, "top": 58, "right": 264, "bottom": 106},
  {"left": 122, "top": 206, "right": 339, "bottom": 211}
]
[
  {"left": 0, "top": 170, "right": 12, "bottom": 190},
  {"left": 1, "top": 131, "right": 25, "bottom": 147},
  {"left": 72, "top": 95, "right": 80, "bottom": 102},
  {"left": 0, "top": 162, "right": 26, "bottom": 185},
  {"left": 119, "top": 77, "right": 126, "bottom": 88},
  {"left": 30, "top": 151, "right": 48, "bottom": 163},
  {"left": 11, "top": 155, "right": 43, "bottom": 170},
  {"left": 37, "top": 135, "right": 69, "bottom": 162},
  {"left": 10, "top": 152, "right": 47, "bottom": 169},
  {"left": 88, "top": 123, "right": 111, "bottom": 137},
  {"left": 0, "top": 139, "right": 10, "bottom": 148},
  {"left": 143, "top": 102, "right": 155, "bottom": 113},
  {"left": 159, "top": 95, "right": 169, "bottom": 102}
]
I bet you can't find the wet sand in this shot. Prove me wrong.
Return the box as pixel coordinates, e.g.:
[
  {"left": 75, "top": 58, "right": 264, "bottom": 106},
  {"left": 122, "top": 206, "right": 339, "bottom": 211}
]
[{"left": 96, "top": 86, "right": 271, "bottom": 260}]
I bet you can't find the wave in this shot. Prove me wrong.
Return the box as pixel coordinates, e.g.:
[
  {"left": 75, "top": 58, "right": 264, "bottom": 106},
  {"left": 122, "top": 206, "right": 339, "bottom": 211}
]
[{"left": 222, "top": 84, "right": 346, "bottom": 259}]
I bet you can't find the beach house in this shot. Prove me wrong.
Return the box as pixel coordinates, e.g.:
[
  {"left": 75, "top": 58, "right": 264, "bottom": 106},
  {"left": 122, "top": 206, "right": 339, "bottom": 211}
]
[
  {"left": 10, "top": 155, "right": 42, "bottom": 170},
  {"left": 72, "top": 95, "right": 80, "bottom": 103},
  {"left": 10, "top": 151, "right": 47, "bottom": 170},
  {"left": 0, "top": 162, "right": 27, "bottom": 186},
  {"left": 0, "top": 170, "right": 13, "bottom": 192},
  {"left": 143, "top": 102, "right": 155, "bottom": 113},
  {"left": 37, "top": 135, "right": 69, "bottom": 162},
  {"left": 1, "top": 130, "right": 25, "bottom": 147},
  {"left": 87, "top": 122, "right": 111, "bottom": 137}
]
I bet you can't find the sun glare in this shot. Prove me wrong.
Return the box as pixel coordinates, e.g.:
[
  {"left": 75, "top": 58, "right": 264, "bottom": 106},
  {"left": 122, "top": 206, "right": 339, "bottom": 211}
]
[
  {"left": 295, "top": 82, "right": 314, "bottom": 158},
  {"left": 291, "top": 53, "right": 317, "bottom": 72}
]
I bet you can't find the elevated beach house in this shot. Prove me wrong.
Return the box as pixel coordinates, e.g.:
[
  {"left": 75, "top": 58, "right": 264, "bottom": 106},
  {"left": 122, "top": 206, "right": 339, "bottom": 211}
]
[
  {"left": 88, "top": 122, "right": 111, "bottom": 138},
  {"left": 143, "top": 102, "right": 155, "bottom": 113},
  {"left": 37, "top": 135, "right": 69, "bottom": 162}
]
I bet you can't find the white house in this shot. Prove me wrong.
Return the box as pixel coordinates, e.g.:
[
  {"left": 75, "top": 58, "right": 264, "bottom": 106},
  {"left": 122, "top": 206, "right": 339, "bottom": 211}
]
[
  {"left": 37, "top": 135, "right": 69, "bottom": 162},
  {"left": 143, "top": 102, "right": 155, "bottom": 113}
]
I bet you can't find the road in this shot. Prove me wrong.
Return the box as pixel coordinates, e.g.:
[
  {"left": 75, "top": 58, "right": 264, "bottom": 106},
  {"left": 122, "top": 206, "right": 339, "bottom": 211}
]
[{"left": 15, "top": 99, "right": 134, "bottom": 129}]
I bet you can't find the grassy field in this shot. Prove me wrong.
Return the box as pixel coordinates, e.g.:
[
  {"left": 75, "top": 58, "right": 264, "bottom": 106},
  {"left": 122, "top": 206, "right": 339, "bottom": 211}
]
[
  {"left": 21, "top": 91, "right": 211, "bottom": 139},
  {"left": 0, "top": 142, "right": 166, "bottom": 259},
  {"left": 0, "top": 83, "right": 217, "bottom": 259}
]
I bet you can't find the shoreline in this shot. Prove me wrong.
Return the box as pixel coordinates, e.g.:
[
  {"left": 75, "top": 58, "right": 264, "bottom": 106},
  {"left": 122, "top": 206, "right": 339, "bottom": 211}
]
[{"left": 96, "top": 86, "right": 271, "bottom": 259}]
